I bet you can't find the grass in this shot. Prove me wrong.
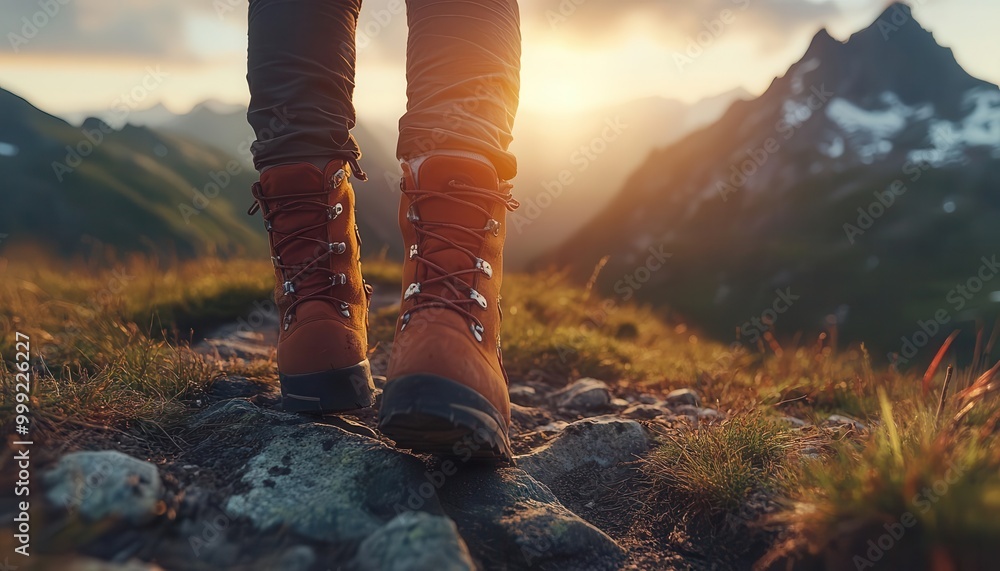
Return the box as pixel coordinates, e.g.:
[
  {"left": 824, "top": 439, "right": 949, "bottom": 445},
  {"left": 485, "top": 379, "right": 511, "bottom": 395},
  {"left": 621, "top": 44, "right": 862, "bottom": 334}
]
[
  {"left": 2, "top": 255, "right": 999, "bottom": 569},
  {"left": 642, "top": 411, "right": 805, "bottom": 515}
]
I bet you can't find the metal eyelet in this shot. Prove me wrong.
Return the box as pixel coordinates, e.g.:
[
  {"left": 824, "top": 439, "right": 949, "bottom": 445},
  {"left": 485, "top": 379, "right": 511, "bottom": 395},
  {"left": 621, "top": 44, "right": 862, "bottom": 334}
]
[
  {"left": 404, "top": 282, "right": 421, "bottom": 300},
  {"left": 475, "top": 258, "right": 493, "bottom": 278},
  {"left": 331, "top": 169, "right": 346, "bottom": 187},
  {"left": 329, "top": 242, "right": 347, "bottom": 254},
  {"left": 329, "top": 203, "right": 344, "bottom": 220},
  {"left": 400, "top": 312, "right": 410, "bottom": 331},
  {"left": 283, "top": 281, "right": 295, "bottom": 295},
  {"left": 338, "top": 302, "right": 351, "bottom": 318},
  {"left": 331, "top": 273, "right": 347, "bottom": 285},
  {"left": 270, "top": 255, "right": 281, "bottom": 266},
  {"left": 265, "top": 220, "right": 273, "bottom": 231},
  {"left": 470, "top": 288, "right": 488, "bottom": 309},
  {"left": 485, "top": 219, "right": 500, "bottom": 236},
  {"left": 406, "top": 207, "right": 419, "bottom": 223},
  {"left": 409, "top": 244, "right": 418, "bottom": 259},
  {"left": 282, "top": 314, "right": 292, "bottom": 331},
  {"left": 470, "top": 322, "right": 484, "bottom": 342}
]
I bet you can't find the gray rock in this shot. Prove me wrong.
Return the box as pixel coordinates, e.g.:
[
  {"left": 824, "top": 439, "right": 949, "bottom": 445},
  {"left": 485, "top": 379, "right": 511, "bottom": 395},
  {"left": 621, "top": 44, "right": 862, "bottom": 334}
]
[
  {"left": 190, "top": 401, "right": 439, "bottom": 544},
  {"left": 609, "top": 398, "right": 630, "bottom": 409},
  {"left": 826, "top": 414, "right": 867, "bottom": 431},
  {"left": 551, "top": 378, "right": 611, "bottom": 412},
  {"left": 208, "top": 376, "right": 271, "bottom": 400},
  {"left": 638, "top": 394, "right": 660, "bottom": 405},
  {"left": 697, "top": 408, "right": 722, "bottom": 420},
  {"left": 516, "top": 416, "right": 649, "bottom": 489},
  {"left": 780, "top": 416, "right": 808, "bottom": 428},
  {"left": 510, "top": 403, "right": 550, "bottom": 432},
  {"left": 438, "top": 467, "right": 624, "bottom": 571},
  {"left": 44, "top": 451, "right": 162, "bottom": 523},
  {"left": 354, "top": 512, "right": 474, "bottom": 571},
  {"left": 65, "top": 558, "right": 164, "bottom": 571},
  {"left": 620, "top": 403, "right": 668, "bottom": 420},
  {"left": 665, "top": 388, "right": 701, "bottom": 407},
  {"left": 673, "top": 405, "right": 701, "bottom": 418},
  {"left": 275, "top": 545, "right": 316, "bottom": 571},
  {"left": 508, "top": 384, "right": 539, "bottom": 406}
]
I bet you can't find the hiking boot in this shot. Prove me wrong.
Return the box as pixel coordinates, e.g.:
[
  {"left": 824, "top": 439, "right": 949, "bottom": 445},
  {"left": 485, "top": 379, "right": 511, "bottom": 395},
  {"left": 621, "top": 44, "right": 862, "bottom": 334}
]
[
  {"left": 249, "top": 160, "right": 375, "bottom": 413},
  {"left": 377, "top": 153, "right": 520, "bottom": 462}
]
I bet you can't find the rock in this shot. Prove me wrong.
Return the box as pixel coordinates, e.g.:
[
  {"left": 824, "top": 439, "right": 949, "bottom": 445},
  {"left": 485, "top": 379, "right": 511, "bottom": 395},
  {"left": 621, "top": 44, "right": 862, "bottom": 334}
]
[
  {"left": 530, "top": 421, "right": 570, "bottom": 435},
  {"left": 697, "top": 408, "right": 722, "bottom": 420},
  {"left": 551, "top": 378, "right": 611, "bottom": 412},
  {"left": 208, "top": 376, "right": 273, "bottom": 400},
  {"left": 673, "top": 405, "right": 701, "bottom": 418},
  {"left": 44, "top": 451, "right": 162, "bottom": 523},
  {"left": 354, "top": 512, "right": 474, "bottom": 571},
  {"left": 510, "top": 403, "right": 551, "bottom": 433},
  {"left": 65, "top": 558, "right": 164, "bottom": 571},
  {"left": 189, "top": 400, "right": 439, "bottom": 544},
  {"left": 276, "top": 546, "right": 316, "bottom": 571},
  {"left": 665, "top": 388, "right": 701, "bottom": 407},
  {"left": 638, "top": 394, "right": 659, "bottom": 405},
  {"left": 620, "top": 403, "right": 668, "bottom": 420},
  {"left": 609, "top": 398, "right": 630, "bottom": 409},
  {"left": 826, "top": 414, "right": 867, "bottom": 431},
  {"left": 508, "top": 384, "right": 539, "bottom": 406},
  {"left": 780, "top": 416, "right": 808, "bottom": 428},
  {"left": 516, "top": 416, "right": 649, "bottom": 489},
  {"left": 437, "top": 467, "right": 624, "bottom": 570}
]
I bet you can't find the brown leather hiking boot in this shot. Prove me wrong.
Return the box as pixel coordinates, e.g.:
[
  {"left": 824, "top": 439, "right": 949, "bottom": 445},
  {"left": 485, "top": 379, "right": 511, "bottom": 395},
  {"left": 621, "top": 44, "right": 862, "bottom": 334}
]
[
  {"left": 249, "top": 160, "right": 375, "bottom": 413},
  {"left": 377, "top": 153, "right": 519, "bottom": 462}
]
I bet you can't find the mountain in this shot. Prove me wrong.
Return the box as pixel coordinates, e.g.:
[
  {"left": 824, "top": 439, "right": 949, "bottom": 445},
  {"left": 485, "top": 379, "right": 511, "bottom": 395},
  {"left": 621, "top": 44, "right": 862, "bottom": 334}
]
[
  {"left": 506, "top": 88, "right": 750, "bottom": 267},
  {"left": 0, "top": 87, "right": 267, "bottom": 259},
  {"left": 63, "top": 101, "right": 406, "bottom": 259},
  {"left": 547, "top": 3, "right": 1000, "bottom": 356}
]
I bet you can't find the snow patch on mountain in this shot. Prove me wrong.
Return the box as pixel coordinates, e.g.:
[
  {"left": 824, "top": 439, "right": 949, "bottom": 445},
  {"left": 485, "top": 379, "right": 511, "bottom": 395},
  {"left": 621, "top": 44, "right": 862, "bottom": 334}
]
[
  {"left": 908, "top": 88, "right": 1000, "bottom": 166},
  {"left": 825, "top": 92, "right": 933, "bottom": 163},
  {"left": 0, "top": 142, "right": 18, "bottom": 157},
  {"left": 790, "top": 58, "right": 820, "bottom": 95}
]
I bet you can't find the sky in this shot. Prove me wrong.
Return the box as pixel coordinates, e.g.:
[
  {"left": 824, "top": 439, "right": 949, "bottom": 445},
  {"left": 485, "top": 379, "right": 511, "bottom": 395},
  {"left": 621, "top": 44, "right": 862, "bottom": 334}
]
[{"left": 1, "top": 0, "right": 998, "bottom": 124}]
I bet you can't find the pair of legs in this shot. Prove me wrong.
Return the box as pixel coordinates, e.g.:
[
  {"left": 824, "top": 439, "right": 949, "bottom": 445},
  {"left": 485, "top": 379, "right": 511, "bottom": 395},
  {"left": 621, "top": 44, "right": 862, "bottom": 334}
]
[
  {"left": 246, "top": 0, "right": 521, "bottom": 461},
  {"left": 247, "top": 0, "right": 519, "bottom": 178}
]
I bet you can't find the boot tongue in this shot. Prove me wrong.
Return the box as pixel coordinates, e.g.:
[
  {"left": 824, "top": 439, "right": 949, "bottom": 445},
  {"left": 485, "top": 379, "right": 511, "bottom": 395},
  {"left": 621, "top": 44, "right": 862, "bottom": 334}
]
[
  {"left": 410, "top": 155, "right": 499, "bottom": 290},
  {"left": 260, "top": 161, "right": 344, "bottom": 294}
]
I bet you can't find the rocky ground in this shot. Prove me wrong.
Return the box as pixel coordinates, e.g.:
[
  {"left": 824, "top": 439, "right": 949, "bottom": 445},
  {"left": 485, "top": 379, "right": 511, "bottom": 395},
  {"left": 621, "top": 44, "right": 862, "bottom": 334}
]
[{"left": 21, "top": 313, "right": 774, "bottom": 571}]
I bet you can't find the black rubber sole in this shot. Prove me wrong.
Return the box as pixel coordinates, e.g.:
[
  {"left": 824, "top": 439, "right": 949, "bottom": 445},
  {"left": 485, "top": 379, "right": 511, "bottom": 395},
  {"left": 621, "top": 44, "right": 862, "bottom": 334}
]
[
  {"left": 377, "top": 374, "right": 513, "bottom": 464},
  {"left": 280, "top": 360, "right": 375, "bottom": 414}
]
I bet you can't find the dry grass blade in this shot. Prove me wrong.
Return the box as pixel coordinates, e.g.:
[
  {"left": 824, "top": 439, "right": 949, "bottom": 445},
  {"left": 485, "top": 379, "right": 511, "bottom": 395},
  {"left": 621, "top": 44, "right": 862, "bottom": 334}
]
[
  {"left": 922, "top": 329, "right": 959, "bottom": 396},
  {"left": 934, "top": 365, "right": 954, "bottom": 429}
]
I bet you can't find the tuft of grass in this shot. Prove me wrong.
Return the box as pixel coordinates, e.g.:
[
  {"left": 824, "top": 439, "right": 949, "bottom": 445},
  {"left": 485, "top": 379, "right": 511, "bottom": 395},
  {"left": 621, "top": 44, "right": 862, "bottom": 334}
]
[
  {"left": 641, "top": 412, "right": 804, "bottom": 516},
  {"left": 762, "top": 367, "right": 1000, "bottom": 570}
]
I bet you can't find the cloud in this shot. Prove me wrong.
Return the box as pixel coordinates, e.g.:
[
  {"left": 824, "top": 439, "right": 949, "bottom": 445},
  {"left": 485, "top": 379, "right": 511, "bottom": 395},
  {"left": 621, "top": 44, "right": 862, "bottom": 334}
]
[
  {"left": 1, "top": 0, "right": 233, "bottom": 59},
  {"left": 526, "top": 0, "right": 842, "bottom": 44}
]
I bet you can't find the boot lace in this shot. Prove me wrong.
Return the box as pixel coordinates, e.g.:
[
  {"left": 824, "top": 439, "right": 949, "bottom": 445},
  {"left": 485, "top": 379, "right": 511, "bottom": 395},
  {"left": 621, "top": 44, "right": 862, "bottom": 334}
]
[
  {"left": 249, "top": 177, "right": 358, "bottom": 330},
  {"left": 400, "top": 179, "right": 519, "bottom": 341}
]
